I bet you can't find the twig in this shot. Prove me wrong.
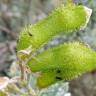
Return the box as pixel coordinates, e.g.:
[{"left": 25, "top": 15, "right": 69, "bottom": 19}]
[{"left": 0, "top": 26, "right": 17, "bottom": 39}]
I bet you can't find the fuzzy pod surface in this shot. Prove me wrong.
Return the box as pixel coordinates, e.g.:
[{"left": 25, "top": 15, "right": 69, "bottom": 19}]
[
  {"left": 28, "top": 42, "right": 96, "bottom": 88},
  {"left": 16, "top": 4, "right": 87, "bottom": 52}
]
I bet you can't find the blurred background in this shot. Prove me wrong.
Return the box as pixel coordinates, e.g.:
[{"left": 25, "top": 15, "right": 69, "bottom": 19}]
[{"left": 0, "top": 0, "right": 96, "bottom": 96}]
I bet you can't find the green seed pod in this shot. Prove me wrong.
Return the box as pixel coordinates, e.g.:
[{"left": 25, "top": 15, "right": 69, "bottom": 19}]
[
  {"left": 16, "top": 4, "right": 90, "bottom": 52},
  {"left": 28, "top": 42, "right": 96, "bottom": 88}
]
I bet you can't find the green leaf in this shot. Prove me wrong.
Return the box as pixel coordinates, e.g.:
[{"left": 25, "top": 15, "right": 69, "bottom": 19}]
[
  {"left": 28, "top": 42, "right": 96, "bottom": 88},
  {"left": 16, "top": 4, "right": 87, "bottom": 52}
]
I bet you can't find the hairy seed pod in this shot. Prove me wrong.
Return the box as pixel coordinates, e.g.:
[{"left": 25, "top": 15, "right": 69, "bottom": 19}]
[
  {"left": 28, "top": 42, "right": 96, "bottom": 88},
  {"left": 16, "top": 4, "right": 91, "bottom": 52}
]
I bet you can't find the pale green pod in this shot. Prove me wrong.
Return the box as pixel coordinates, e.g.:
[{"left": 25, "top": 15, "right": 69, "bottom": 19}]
[
  {"left": 28, "top": 42, "right": 96, "bottom": 88},
  {"left": 16, "top": 4, "right": 88, "bottom": 52}
]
